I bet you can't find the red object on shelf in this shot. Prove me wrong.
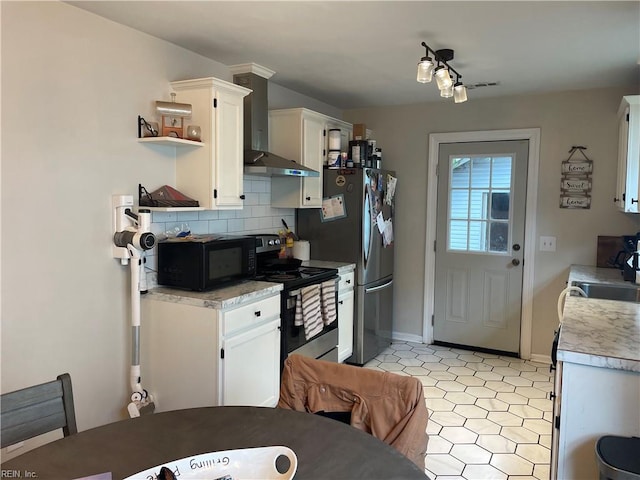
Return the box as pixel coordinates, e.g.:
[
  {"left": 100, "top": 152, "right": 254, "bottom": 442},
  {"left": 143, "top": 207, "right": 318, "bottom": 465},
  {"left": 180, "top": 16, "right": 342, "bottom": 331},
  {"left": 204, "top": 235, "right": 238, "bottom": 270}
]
[{"left": 139, "top": 184, "right": 199, "bottom": 208}]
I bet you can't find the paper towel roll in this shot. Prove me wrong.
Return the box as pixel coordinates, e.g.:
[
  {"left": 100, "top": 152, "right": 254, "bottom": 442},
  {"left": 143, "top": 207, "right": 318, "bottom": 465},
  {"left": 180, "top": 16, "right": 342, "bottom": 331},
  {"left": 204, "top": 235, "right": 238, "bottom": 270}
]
[{"left": 292, "top": 240, "right": 310, "bottom": 261}]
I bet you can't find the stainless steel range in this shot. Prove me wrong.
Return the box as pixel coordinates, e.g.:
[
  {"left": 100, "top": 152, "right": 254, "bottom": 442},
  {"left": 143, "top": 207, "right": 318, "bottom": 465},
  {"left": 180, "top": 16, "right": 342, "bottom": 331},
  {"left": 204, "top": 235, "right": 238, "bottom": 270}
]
[{"left": 252, "top": 234, "right": 339, "bottom": 369}]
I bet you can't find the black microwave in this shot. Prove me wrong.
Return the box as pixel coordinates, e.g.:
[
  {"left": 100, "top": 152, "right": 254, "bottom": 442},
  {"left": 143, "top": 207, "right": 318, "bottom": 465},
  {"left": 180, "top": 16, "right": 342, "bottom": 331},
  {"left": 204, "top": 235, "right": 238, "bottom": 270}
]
[{"left": 157, "top": 234, "right": 256, "bottom": 291}]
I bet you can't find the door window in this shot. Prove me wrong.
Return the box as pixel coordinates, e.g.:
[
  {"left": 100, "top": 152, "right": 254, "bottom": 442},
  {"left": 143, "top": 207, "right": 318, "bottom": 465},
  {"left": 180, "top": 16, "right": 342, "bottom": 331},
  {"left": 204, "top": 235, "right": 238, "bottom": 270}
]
[{"left": 448, "top": 155, "right": 513, "bottom": 253}]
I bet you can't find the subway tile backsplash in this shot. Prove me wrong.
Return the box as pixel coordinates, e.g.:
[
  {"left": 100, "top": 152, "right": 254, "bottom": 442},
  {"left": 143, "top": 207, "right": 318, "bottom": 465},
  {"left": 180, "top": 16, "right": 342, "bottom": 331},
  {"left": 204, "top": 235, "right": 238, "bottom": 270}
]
[{"left": 144, "top": 175, "right": 295, "bottom": 277}]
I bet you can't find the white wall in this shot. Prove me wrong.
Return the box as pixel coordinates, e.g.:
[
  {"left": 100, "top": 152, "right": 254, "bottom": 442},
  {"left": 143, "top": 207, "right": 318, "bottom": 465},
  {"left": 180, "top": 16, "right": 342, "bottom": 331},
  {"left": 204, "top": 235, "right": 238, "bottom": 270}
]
[
  {"left": 0, "top": 1, "right": 330, "bottom": 459},
  {"left": 268, "top": 82, "right": 343, "bottom": 119},
  {"left": 344, "top": 88, "right": 640, "bottom": 356}
]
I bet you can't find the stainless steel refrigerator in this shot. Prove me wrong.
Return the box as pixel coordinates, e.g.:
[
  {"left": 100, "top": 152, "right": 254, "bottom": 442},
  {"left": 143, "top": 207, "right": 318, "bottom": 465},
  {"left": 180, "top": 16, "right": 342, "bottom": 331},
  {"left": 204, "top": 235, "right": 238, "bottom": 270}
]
[{"left": 297, "top": 167, "right": 397, "bottom": 365}]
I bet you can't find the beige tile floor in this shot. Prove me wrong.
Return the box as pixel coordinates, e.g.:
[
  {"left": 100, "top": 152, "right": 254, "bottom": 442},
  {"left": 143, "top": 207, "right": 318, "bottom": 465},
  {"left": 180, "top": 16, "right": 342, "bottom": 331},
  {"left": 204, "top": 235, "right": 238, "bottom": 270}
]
[{"left": 365, "top": 341, "right": 553, "bottom": 480}]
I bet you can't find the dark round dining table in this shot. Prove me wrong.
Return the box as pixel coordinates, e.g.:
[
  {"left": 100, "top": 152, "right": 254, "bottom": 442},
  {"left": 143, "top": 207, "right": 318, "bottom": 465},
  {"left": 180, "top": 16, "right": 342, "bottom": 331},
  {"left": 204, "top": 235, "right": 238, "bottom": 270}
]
[{"left": 1, "top": 406, "right": 428, "bottom": 479}]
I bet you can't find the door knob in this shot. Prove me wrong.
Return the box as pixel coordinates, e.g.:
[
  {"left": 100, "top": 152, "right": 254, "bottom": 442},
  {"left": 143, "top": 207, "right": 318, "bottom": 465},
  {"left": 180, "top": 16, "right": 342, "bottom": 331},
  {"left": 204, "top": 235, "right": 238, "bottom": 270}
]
[
  {"left": 512, "top": 258, "right": 521, "bottom": 266},
  {"left": 513, "top": 244, "right": 521, "bottom": 251}
]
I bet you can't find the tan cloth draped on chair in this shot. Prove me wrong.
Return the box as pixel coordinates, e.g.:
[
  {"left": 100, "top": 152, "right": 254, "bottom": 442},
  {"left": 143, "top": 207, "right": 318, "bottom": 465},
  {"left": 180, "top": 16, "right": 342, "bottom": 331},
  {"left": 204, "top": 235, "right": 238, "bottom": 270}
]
[{"left": 278, "top": 354, "right": 429, "bottom": 470}]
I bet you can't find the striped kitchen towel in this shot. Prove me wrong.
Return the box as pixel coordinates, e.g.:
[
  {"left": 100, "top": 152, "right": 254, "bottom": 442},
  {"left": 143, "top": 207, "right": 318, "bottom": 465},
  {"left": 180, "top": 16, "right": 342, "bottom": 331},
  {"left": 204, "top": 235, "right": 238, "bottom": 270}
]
[
  {"left": 294, "top": 284, "right": 323, "bottom": 340},
  {"left": 320, "top": 279, "right": 337, "bottom": 326},
  {"left": 294, "top": 294, "right": 304, "bottom": 327}
]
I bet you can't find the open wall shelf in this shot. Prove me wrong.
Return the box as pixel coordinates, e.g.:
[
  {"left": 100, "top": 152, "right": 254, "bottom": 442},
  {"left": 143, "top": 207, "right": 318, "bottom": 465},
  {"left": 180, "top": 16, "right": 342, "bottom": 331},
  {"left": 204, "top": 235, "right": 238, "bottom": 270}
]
[{"left": 138, "top": 137, "right": 203, "bottom": 147}]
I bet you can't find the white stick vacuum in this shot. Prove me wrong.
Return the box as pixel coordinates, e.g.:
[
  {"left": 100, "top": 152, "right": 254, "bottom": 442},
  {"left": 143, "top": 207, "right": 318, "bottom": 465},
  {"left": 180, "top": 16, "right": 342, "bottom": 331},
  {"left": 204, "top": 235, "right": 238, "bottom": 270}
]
[{"left": 112, "top": 195, "right": 157, "bottom": 418}]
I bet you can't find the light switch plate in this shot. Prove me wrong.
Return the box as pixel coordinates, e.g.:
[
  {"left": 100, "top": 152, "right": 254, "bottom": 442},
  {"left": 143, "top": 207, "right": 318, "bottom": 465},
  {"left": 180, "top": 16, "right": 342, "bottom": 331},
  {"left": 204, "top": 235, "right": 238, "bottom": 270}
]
[{"left": 540, "top": 236, "right": 557, "bottom": 252}]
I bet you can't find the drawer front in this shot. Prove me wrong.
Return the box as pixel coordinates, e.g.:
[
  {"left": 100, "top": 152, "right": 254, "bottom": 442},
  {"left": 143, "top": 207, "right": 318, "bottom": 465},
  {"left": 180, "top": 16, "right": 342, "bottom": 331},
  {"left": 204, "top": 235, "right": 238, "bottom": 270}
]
[
  {"left": 222, "top": 294, "right": 280, "bottom": 336},
  {"left": 339, "top": 271, "right": 355, "bottom": 292}
]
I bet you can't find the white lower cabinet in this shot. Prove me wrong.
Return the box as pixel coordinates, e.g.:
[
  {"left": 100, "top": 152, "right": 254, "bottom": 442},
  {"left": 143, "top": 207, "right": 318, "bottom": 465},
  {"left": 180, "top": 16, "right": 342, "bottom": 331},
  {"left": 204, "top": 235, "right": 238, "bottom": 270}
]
[
  {"left": 221, "top": 318, "right": 280, "bottom": 406},
  {"left": 141, "top": 293, "right": 281, "bottom": 412},
  {"left": 337, "top": 270, "right": 355, "bottom": 363},
  {"left": 552, "top": 361, "right": 640, "bottom": 479}
]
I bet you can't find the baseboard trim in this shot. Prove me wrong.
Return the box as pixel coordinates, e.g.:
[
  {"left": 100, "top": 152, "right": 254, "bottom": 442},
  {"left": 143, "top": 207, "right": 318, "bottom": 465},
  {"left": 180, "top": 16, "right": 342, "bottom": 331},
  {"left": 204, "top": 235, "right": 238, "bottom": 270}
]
[
  {"left": 392, "top": 332, "right": 424, "bottom": 344},
  {"left": 530, "top": 353, "right": 551, "bottom": 365}
]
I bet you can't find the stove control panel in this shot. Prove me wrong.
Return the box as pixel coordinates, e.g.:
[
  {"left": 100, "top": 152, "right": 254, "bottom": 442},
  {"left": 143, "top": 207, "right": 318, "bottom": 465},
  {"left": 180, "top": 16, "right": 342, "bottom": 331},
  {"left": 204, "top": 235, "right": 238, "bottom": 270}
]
[{"left": 252, "top": 234, "right": 283, "bottom": 254}]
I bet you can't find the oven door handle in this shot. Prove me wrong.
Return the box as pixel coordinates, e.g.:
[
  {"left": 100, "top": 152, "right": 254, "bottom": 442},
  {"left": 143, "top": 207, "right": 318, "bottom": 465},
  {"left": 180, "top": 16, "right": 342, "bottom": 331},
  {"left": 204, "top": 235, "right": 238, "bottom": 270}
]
[
  {"left": 287, "top": 276, "right": 339, "bottom": 298},
  {"left": 365, "top": 279, "right": 393, "bottom": 294}
]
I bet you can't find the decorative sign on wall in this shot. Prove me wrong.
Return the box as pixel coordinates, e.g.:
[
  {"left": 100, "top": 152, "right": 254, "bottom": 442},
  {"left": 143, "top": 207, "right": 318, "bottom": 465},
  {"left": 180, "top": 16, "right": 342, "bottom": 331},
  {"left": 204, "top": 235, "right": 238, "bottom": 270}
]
[{"left": 560, "top": 146, "right": 593, "bottom": 209}]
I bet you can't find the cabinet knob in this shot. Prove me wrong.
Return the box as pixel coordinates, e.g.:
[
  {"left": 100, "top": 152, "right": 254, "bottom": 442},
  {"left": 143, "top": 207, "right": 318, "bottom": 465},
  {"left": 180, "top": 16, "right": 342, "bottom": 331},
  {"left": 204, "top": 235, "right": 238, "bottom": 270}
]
[
  {"left": 339, "top": 300, "right": 344, "bottom": 305},
  {"left": 254, "top": 310, "right": 261, "bottom": 317},
  {"left": 346, "top": 279, "right": 351, "bottom": 284},
  {"left": 305, "top": 196, "right": 311, "bottom": 201},
  {"left": 614, "top": 197, "right": 620, "bottom": 203},
  {"left": 240, "top": 194, "right": 246, "bottom": 200},
  {"left": 633, "top": 198, "right": 638, "bottom": 205}
]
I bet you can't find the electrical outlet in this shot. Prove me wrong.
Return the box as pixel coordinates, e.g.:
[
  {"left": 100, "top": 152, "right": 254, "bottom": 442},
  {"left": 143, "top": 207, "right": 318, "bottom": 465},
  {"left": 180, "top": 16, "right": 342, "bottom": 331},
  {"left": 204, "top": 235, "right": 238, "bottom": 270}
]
[{"left": 540, "top": 236, "right": 557, "bottom": 252}]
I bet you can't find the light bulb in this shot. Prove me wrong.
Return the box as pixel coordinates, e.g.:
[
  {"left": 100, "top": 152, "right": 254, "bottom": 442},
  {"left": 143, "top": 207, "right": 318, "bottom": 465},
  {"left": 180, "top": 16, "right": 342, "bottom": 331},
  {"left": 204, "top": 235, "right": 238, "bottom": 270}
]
[
  {"left": 440, "top": 84, "right": 454, "bottom": 98},
  {"left": 454, "top": 83, "right": 468, "bottom": 103},
  {"left": 416, "top": 57, "right": 434, "bottom": 83},
  {"left": 435, "top": 66, "right": 453, "bottom": 90}
]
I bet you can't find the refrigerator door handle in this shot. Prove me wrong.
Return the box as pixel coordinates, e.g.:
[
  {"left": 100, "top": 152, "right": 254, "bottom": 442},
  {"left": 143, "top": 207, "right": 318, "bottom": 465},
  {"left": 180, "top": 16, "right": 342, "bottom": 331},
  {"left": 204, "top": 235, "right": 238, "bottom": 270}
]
[
  {"left": 365, "top": 279, "right": 393, "bottom": 294},
  {"left": 363, "top": 186, "right": 373, "bottom": 269}
]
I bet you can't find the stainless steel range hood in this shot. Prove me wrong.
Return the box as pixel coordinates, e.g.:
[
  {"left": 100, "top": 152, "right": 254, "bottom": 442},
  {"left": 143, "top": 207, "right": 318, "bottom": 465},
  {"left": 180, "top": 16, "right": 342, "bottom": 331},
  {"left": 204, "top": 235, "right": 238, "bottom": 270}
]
[{"left": 232, "top": 66, "right": 319, "bottom": 178}]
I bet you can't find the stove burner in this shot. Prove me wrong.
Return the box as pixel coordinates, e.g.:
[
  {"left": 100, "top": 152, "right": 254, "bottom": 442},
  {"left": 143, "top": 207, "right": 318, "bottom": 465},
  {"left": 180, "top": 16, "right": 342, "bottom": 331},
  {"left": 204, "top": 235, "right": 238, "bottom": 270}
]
[
  {"left": 267, "top": 274, "right": 299, "bottom": 281},
  {"left": 299, "top": 267, "right": 328, "bottom": 275},
  {"left": 262, "top": 268, "right": 299, "bottom": 275}
]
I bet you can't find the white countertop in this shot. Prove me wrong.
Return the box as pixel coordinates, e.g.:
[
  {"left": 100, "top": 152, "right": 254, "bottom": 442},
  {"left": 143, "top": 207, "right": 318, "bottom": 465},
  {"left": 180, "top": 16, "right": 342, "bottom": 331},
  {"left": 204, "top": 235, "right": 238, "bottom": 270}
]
[
  {"left": 145, "top": 281, "right": 283, "bottom": 310},
  {"left": 302, "top": 260, "right": 356, "bottom": 274},
  {"left": 558, "top": 265, "right": 640, "bottom": 372},
  {"left": 567, "top": 264, "right": 629, "bottom": 285}
]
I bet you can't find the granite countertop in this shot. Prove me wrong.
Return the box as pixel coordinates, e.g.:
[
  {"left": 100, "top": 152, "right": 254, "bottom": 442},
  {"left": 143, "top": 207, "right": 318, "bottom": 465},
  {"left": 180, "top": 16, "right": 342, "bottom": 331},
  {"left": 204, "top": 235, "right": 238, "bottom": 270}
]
[
  {"left": 145, "top": 281, "right": 283, "bottom": 310},
  {"left": 302, "top": 260, "right": 356, "bottom": 274},
  {"left": 144, "top": 260, "right": 353, "bottom": 310},
  {"left": 567, "top": 264, "right": 629, "bottom": 285},
  {"left": 558, "top": 265, "right": 640, "bottom": 372}
]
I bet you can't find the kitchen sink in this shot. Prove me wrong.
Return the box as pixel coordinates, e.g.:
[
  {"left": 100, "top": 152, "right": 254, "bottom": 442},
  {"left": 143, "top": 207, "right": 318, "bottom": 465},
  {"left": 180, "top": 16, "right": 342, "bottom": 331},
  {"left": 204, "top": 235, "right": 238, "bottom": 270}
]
[{"left": 572, "top": 281, "right": 640, "bottom": 303}]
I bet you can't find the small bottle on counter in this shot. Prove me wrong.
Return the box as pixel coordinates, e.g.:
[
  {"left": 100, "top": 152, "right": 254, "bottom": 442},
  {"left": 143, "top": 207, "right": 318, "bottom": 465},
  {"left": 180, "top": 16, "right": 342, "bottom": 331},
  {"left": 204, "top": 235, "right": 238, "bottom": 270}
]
[
  {"left": 278, "top": 230, "right": 288, "bottom": 259},
  {"left": 286, "top": 232, "right": 295, "bottom": 258}
]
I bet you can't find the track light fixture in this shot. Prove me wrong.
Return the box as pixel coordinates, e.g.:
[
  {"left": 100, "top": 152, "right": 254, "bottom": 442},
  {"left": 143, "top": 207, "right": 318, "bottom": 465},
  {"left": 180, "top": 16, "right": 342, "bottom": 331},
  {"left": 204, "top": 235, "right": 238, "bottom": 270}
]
[{"left": 417, "top": 42, "right": 467, "bottom": 103}]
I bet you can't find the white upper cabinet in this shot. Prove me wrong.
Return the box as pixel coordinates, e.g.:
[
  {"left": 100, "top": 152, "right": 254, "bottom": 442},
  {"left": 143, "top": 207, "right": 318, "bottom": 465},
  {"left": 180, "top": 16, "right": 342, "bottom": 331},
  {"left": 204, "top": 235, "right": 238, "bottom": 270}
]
[
  {"left": 171, "top": 77, "right": 251, "bottom": 210},
  {"left": 269, "top": 108, "right": 352, "bottom": 209},
  {"left": 616, "top": 95, "right": 640, "bottom": 213}
]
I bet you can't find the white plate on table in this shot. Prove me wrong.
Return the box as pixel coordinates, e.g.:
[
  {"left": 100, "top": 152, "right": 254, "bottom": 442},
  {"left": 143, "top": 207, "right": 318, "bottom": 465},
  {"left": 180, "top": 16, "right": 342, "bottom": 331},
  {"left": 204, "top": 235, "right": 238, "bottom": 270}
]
[{"left": 124, "top": 446, "right": 297, "bottom": 480}]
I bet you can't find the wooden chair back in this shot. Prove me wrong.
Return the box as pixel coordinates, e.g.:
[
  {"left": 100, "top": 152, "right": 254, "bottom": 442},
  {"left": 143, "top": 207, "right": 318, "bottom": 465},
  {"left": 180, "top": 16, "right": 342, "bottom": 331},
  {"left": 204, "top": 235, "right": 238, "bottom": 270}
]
[{"left": 1, "top": 373, "right": 77, "bottom": 448}]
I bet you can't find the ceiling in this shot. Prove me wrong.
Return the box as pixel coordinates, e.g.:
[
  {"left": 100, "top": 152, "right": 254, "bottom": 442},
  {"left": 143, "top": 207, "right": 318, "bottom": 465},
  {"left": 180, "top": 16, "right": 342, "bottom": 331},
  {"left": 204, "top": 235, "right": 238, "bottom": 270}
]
[{"left": 67, "top": 1, "right": 640, "bottom": 109}]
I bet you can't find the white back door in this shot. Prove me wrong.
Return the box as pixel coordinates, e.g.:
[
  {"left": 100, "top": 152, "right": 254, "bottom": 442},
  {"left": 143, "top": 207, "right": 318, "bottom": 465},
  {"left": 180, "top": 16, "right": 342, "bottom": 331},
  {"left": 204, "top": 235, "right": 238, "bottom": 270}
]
[{"left": 434, "top": 140, "right": 529, "bottom": 354}]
